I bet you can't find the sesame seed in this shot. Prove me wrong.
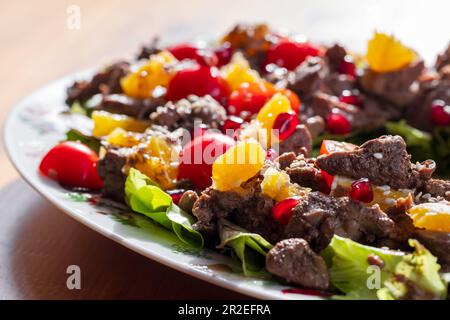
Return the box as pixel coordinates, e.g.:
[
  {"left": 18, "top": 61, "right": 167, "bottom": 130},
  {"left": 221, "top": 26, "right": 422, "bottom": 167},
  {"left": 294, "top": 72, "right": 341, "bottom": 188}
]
[{"left": 373, "top": 153, "right": 383, "bottom": 159}]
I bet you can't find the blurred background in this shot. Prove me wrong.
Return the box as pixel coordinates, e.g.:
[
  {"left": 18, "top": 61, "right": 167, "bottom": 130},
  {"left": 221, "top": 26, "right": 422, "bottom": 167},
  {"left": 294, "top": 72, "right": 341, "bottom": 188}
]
[
  {"left": 0, "top": 0, "right": 448, "bottom": 299},
  {"left": 1, "top": 0, "right": 449, "bottom": 181}
]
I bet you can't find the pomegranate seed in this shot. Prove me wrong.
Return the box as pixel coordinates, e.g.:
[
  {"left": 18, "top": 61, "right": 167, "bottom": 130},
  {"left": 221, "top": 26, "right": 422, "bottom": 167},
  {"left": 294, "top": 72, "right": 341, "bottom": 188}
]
[
  {"left": 340, "top": 89, "right": 362, "bottom": 107},
  {"left": 266, "top": 148, "right": 279, "bottom": 161},
  {"left": 320, "top": 169, "right": 333, "bottom": 194},
  {"left": 215, "top": 42, "right": 233, "bottom": 67},
  {"left": 273, "top": 112, "right": 299, "bottom": 141},
  {"left": 431, "top": 100, "right": 450, "bottom": 126},
  {"left": 272, "top": 197, "right": 301, "bottom": 225},
  {"left": 338, "top": 55, "right": 356, "bottom": 77},
  {"left": 326, "top": 113, "right": 352, "bottom": 135},
  {"left": 349, "top": 178, "right": 374, "bottom": 203},
  {"left": 167, "top": 189, "right": 185, "bottom": 205},
  {"left": 222, "top": 116, "right": 244, "bottom": 134}
]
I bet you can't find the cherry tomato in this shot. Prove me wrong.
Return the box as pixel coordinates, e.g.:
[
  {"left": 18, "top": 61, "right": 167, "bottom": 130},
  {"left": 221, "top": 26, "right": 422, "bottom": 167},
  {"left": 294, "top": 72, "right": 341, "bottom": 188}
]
[
  {"left": 263, "top": 40, "right": 321, "bottom": 71},
  {"left": 177, "top": 133, "right": 235, "bottom": 189},
  {"left": 39, "top": 141, "right": 104, "bottom": 190},
  {"left": 166, "top": 65, "right": 230, "bottom": 106},
  {"left": 319, "top": 140, "right": 357, "bottom": 156},
  {"left": 228, "top": 82, "right": 270, "bottom": 116},
  {"left": 167, "top": 43, "right": 218, "bottom": 66}
]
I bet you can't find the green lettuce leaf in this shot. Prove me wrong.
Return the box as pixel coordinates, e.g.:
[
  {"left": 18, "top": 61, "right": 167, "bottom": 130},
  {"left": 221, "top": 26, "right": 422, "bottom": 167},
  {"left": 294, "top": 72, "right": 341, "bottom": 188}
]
[
  {"left": 217, "top": 219, "right": 272, "bottom": 277},
  {"left": 69, "top": 94, "right": 102, "bottom": 117},
  {"left": 65, "top": 129, "right": 101, "bottom": 153},
  {"left": 385, "top": 120, "right": 450, "bottom": 177},
  {"left": 321, "top": 235, "right": 447, "bottom": 300},
  {"left": 385, "top": 120, "right": 433, "bottom": 159},
  {"left": 125, "top": 168, "right": 204, "bottom": 248},
  {"left": 70, "top": 101, "right": 88, "bottom": 116}
]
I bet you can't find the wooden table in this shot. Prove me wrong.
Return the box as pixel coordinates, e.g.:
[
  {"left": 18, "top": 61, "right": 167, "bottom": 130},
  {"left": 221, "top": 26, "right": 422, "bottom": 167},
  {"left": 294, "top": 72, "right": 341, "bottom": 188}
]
[{"left": 0, "top": 0, "right": 448, "bottom": 299}]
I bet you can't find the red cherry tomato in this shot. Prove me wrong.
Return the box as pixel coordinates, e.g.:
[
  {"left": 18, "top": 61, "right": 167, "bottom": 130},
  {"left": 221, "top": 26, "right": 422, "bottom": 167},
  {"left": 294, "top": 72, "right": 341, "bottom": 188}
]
[
  {"left": 228, "top": 82, "right": 270, "bottom": 116},
  {"left": 319, "top": 139, "right": 357, "bottom": 156},
  {"left": 168, "top": 43, "right": 218, "bottom": 66},
  {"left": 167, "top": 65, "right": 230, "bottom": 106},
  {"left": 177, "top": 133, "right": 235, "bottom": 189},
  {"left": 263, "top": 40, "right": 321, "bottom": 71},
  {"left": 39, "top": 141, "right": 104, "bottom": 190}
]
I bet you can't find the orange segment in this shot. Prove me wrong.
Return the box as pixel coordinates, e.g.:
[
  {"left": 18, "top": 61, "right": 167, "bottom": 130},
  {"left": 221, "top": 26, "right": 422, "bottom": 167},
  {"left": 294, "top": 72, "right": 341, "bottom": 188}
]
[
  {"left": 106, "top": 128, "right": 142, "bottom": 148},
  {"left": 212, "top": 141, "right": 266, "bottom": 191},
  {"left": 92, "top": 111, "right": 149, "bottom": 137},
  {"left": 408, "top": 202, "right": 450, "bottom": 232},
  {"left": 366, "top": 32, "right": 416, "bottom": 73},
  {"left": 120, "top": 51, "right": 177, "bottom": 98},
  {"left": 370, "top": 186, "right": 412, "bottom": 212},
  {"left": 221, "top": 52, "right": 262, "bottom": 91},
  {"left": 331, "top": 176, "right": 412, "bottom": 211},
  {"left": 256, "top": 93, "right": 293, "bottom": 146}
]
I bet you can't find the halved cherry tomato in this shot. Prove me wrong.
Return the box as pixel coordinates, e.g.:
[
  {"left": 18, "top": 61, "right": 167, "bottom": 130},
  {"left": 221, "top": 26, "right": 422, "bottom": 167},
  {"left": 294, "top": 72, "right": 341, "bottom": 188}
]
[
  {"left": 177, "top": 133, "right": 235, "bottom": 189},
  {"left": 319, "top": 139, "right": 357, "bottom": 156},
  {"left": 166, "top": 65, "right": 230, "bottom": 106},
  {"left": 319, "top": 140, "right": 357, "bottom": 192},
  {"left": 167, "top": 43, "right": 218, "bottom": 66},
  {"left": 228, "top": 82, "right": 270, "bottom": 116},
  {"left": 263, "top": 40, "right": 321, "bottom": 71},
  {"left": 39, "top": 141, "right": 104, "bottom": 190}
]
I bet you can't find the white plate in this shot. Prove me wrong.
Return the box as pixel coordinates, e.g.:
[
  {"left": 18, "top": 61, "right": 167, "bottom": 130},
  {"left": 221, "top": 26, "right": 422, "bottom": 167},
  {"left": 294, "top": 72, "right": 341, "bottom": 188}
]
[{"left": 4, "top": 70, "right": 325, "bottom": 300}]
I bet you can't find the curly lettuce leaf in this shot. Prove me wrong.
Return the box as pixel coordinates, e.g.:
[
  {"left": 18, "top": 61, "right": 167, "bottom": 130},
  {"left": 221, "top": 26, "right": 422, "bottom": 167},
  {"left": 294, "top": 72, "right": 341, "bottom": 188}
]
[
  {"left": 217, "top": 219, "right": 272, "bottom": 277},
  {"left": 125, "top": 168, "right": 204, "bottom": 248},
  {"left": 385, "top": 120, "right": 433, "bottom": 159},
  {"left": 386, "top": 121, "right": 450, "bottom": 177},
  {"left": 321, "top": 235, "right": 447, "bottom": 300},
  {"left": 377, "top": 240, "right": 447, "bottom": 300}
]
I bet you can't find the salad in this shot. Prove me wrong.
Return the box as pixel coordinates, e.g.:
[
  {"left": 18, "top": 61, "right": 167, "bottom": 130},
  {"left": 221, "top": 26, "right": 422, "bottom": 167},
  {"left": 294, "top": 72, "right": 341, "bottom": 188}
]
[{"left": 38, "top": 23, "right": 450, "bottom": 300}]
